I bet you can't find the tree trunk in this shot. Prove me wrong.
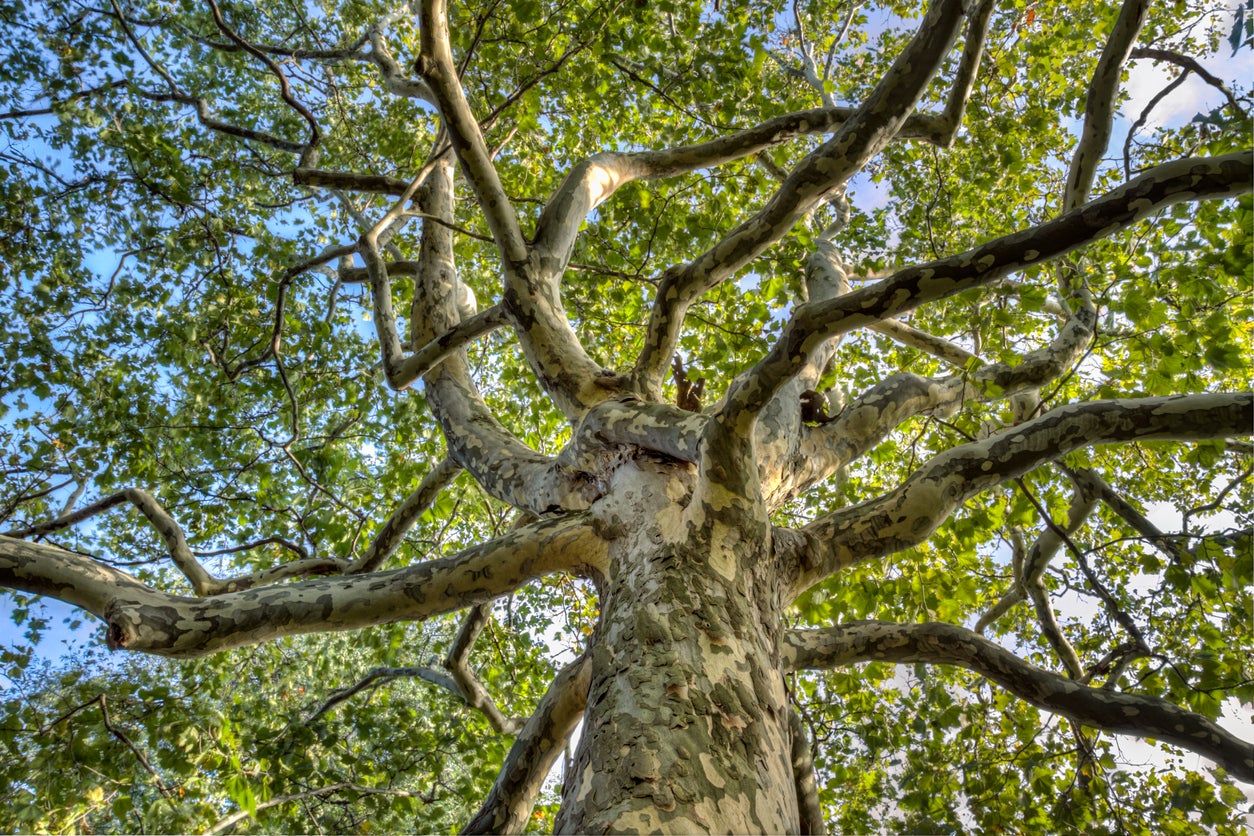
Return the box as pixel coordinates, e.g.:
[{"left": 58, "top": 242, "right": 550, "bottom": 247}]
[{"left": 556, "top": 460, "right": 799, "bottom": 833}]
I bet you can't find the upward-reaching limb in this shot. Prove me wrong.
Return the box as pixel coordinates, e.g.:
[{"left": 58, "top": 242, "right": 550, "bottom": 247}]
[
  {"left": 416, "top": 0, "right": 614, "bottom": 419},
  {"left": 631, "top": 0, "right": 970, "bottom": 399}
]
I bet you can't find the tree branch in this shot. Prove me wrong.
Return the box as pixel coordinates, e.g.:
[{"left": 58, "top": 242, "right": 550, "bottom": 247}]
[
  {"left": 304, "top": 665, "right": 461, "bottom": 727},
  {"left": 722, "top": 151, "right": 1252, "bottom": 419},
  {"left": 783, "top": 620, "right": 1254, "bottom": 781},
  {"left": 1064, "top": 0, "right": 1148, "bottom": 211},
  {"left": 1130, "top": 47, "right": 1244, "bottom": 115},
  {"left": 976, "top": 487, "right": 1097, "bottom": 642},
  {"left": 347, "top": 457, "right": 461, "bottom": 573},
  {"left": 789, "top": 392, "right": 1253, "bottom": 593},
  {"left": 463, "top": 654, "right": 591, "bottom": 834},
  {"left": 631, "top": 0, "right": 969, "bottom": 397},
  {"left": 205, "top": 0, "right": 321, "bottom": 166},
  {"left": 0, "top": 514, "right": 607, "bottom": 657},
  {"left": 444, "top": 604, "right": 523, "bottom": 735},
  {"left": 202, "top": 782, "right": 429, "bottom": 835},
  {"left": 790, "top": 708, "right": 825, "bottom": 835},
  {"left": 415, "top": 0, "right": 526, "bottom": 265}
]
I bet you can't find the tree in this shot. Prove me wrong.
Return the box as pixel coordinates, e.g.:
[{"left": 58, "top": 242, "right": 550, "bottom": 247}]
[{"left": 0, "top": 0, "right": 1251, "bottom": 830}]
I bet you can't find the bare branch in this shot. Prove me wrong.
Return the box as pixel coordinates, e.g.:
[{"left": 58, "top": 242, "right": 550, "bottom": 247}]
[
  {"left": 932, "top": 0, "right": 996, "bottom": 147},
  {"left": 444, "top": 604, "right": 523, "bottom": 735},
  {"left": 194, "top": 536, "right": 309, "bottom": 562},
  {"left": 415, "top": 0, "right": 526, "bottom": 264},
  {"left": 783, "top": 620, "right": 1254, "bottom": 781},
  {"left": 976, "top": 487, "right": 1097, "bottom": 641},
  {"left": 294, "top": 167, "right": 412, "bottom": 195},
  {"left": 533, "top": 108, "right": 960, "bottom": 275},
  {"left": 3, "top": 488, "right": 216, "bottom": 595},
  {"left": 1065, "top": 466, "right": 1186, "bottom": 563},
  {"left": 0, "top": 80, "right": 128, "bottom": 121},
  {"left": 866, "top": 317, "right": 977, "bottom": 368},
  {"left": 42, "top": 694, "right": 173, "bottom": 798}
]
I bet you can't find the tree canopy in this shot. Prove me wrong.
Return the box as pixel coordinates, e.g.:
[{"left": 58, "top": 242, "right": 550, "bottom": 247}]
[{"left": 1, "top": 0, "right": 1251, "bottom": 832}]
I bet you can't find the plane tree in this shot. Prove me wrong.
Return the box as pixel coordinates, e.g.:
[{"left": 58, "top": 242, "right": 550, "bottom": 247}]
[{"left": 1, "top": 0, "right": 1251, "bottom": 831}]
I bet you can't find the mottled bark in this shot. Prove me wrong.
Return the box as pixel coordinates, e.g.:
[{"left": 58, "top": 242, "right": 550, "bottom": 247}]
[{"left": 557, "top": 460, "right": 798, "bottom": 833}]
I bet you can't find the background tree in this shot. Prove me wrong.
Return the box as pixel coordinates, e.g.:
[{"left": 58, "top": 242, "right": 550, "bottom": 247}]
[{"left": 1, "top": 0, "right": 1251, "bottom": 831}]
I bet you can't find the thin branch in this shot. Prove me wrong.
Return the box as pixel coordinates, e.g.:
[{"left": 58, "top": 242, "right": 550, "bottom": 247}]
[
  {"left": 1064, "top": 0, "right": 1148, "bottom": 211},
  {"left": 0, "top": 80, "right": 128, "bottom": 120},
  {"left": 42, "top": 694, "right": 173, "bottom": 798},
  {"left": 1015, "top": 476, "right": 1151, "bottom": 654},
  {"left": 1130, "top": 46, "right": 1243, "bottom": 115},
  {"left": 205, "top": 0, "right": 321, "bottom": 166},
  {"left": 304, "top": 665, "right": 461, "bottom": 726},
  {"left": 203, "top": 782, "right": 429, "bottom": 835}
]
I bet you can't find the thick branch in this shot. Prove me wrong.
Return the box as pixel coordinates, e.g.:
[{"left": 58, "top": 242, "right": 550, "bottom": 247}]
[
  {"left": 394, "top": 161, "right": 598, "bottom": 513},
  {"left": 631, "top": 0, "right": 969, "bottom": 396},
  {"left": 790, "top": 393, "right": 1253, "bottom": 592},
  {"left": 3, "top": 488, "right": 213, "bottom": 593},
  {"left": 788, "top": 305, "right": 1096, "bottom": 499},
  {"left": 932, "top": 0, "right": 995, "bottom": 147},
  {"left": 294, "top": 168, "right": 411, "bottom": 195},
  {"left": 0, "top": 515, "right": 606, "bottom": 657},
  {"left": 462, "top": 655, "right": 591, "bottom": 835},
  {"left": 2, "top": 489, "right": 349, "bottom": 595},
  {"left": 415, "top": 0, "right": 526, "bottom": 264},
  {"left": 724, "top": 151, "right": 1252, "bottom": 418},
  {"left": 784, "top": 620, "right": 1254, "bottom": 781},
  {"left": 790, "top": 708, "right": 825, "bottom": 835}
]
